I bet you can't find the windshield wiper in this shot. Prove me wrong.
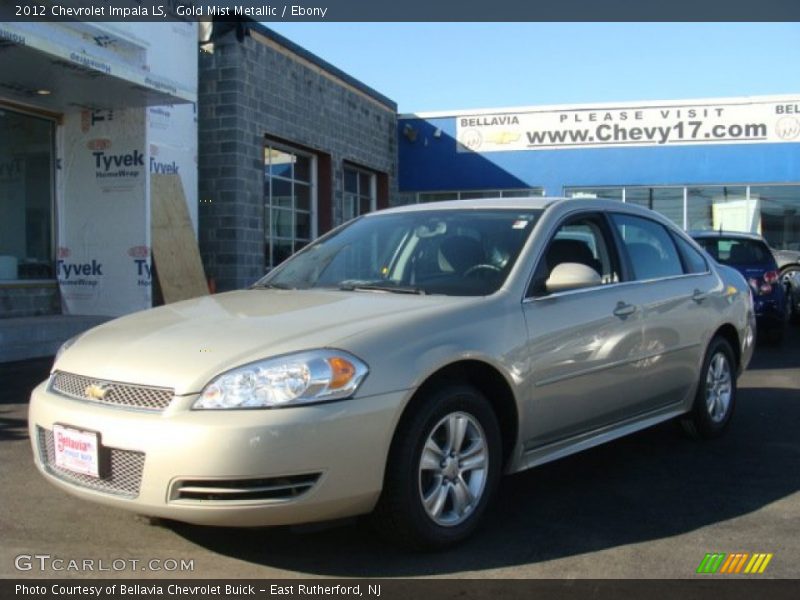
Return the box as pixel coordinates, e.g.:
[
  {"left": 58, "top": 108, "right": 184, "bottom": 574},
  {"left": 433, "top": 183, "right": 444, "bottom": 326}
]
[
  {"left": 338, "top": 283, "right": 426, "bottom": 295},
  {"left": 251, "top": 282, "right": 295, "bottom": 290}
]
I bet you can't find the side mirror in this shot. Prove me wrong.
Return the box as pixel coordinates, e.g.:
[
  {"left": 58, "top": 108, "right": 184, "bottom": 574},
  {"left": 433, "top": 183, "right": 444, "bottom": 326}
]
[{"left": 545, "top": 262, "right": 602, "bottom": 294}]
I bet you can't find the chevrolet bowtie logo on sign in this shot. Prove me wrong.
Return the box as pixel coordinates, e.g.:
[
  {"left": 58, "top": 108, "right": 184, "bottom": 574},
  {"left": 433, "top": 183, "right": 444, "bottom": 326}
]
[
  {"left": 84, "top": 383, "right": 111, "bottom": 401},
  {"left": 697, "top": 552, "right": 773, "bottom": 574},
  {"left": 485, "top": 131, "right": 522, "bottom": 145}
]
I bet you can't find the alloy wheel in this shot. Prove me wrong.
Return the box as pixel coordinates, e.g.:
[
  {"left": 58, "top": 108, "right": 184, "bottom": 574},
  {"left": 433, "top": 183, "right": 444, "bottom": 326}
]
[
  {"left": 418, "top": 411, "right": 489, "bottom": 527},
  {"left": 705, "top": 352, "right": 732, "bottom": 423}
]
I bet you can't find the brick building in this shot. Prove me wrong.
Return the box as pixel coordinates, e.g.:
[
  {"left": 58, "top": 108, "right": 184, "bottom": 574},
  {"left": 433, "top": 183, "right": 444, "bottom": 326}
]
[{"left": 198, "top": 22, "right": 398, "bottom": 291}]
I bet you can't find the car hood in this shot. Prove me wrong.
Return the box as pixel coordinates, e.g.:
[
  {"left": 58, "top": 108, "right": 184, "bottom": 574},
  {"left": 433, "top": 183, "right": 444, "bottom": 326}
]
[{"left": 54, "top": 289, "right": 465, "bottom": 394}]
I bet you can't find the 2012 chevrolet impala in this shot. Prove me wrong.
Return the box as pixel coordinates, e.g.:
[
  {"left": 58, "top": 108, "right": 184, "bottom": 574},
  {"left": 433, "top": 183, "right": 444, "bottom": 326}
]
[{"left": 29, "top": 198, "right": 755, "bottom": 547}]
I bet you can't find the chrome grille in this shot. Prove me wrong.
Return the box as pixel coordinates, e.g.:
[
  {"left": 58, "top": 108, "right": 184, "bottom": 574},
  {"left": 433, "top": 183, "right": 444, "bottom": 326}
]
[
  {"left": 38, "top": 427, "right": 145, "bottom": 498},
  {"left": 51, "top": 371, "right": 174, "bottom": 411},
  {"left": 171, "top": 474, "right": 321, "bottom": 502}
]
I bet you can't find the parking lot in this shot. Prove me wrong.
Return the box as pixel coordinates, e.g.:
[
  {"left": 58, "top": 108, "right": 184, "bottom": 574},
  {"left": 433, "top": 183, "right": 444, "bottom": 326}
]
[{"left": 1, "top": 334, "right": 798, "bottom": 580}]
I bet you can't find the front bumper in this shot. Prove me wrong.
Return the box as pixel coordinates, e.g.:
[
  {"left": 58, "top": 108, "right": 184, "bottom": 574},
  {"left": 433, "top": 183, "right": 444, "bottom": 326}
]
[{"left": 28, "top": 380, "right": 407, "bottom": 526}]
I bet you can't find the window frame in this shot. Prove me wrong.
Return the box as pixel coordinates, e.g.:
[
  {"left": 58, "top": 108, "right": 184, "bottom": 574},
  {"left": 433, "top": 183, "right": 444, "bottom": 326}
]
[
  {"left": 264, "top": 140, "right": 318, "bottom": 270},
  {"left": 342, "top": 163, "right": 377, "bottom": 221}
]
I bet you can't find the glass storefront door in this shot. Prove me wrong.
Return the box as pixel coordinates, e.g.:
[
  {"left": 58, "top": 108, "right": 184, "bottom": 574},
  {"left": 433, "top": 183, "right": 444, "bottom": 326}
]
[{"left": 0, "top": 108, "right": 54, "bottom": 280}]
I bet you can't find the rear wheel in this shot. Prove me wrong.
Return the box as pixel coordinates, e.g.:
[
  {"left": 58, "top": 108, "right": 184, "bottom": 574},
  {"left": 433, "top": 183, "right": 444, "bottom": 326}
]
[
  {"left": 780, "top": 265, "right": 799, "bottom": 324},
  {"left": 681, "top": 336, "right": 737, "bottom": 439},
  {"left": 372, "top": 383, "right": 501, "bottom": 549}
]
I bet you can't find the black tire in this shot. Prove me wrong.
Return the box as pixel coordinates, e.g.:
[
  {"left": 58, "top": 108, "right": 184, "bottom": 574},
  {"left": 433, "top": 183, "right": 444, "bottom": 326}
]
[
  {"left": 780, "top": 265, "right": 800, "bottom": 324},
  {"left": 680, "top": 336, "right": 737, "bottom": 439},
  {"left": 785, "top": 290, "right": 794, "bottom": 324},
  {"left": 372, "top": 383, "right": 502, "bottom": 549}
]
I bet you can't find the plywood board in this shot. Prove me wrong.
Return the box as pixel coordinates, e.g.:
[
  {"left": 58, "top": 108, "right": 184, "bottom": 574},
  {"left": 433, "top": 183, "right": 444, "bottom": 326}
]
[{"left": 150, "top": 173, "right": 208, "bottom": 303}]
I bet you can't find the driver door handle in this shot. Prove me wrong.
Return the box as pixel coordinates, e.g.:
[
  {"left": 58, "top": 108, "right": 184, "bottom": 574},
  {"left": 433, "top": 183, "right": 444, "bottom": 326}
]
[
  {"left": 613, "top": 301, "right": 637, "bottom": 318},
  {"left": 692, "top": 289, "right": 709, "bottom": 304}
]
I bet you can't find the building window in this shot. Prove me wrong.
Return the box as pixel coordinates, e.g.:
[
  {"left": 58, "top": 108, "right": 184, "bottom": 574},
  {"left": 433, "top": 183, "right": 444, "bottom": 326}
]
[
  {"left": 567, "top": 186, "right": 685, "bottom": 226},
  {"left": 625, "top": 187, "right": 685, "bottom": 228},
  {"left": 264, "top": 142, "right": 316, "bottom": 269},
  {"left": 748, "top": 186, "right": 800, "bottom": 251},
  {"left": 564, "top": 183, "right": 800, "bottom": 251},
  {"left": 417, "top": 188, "right": 544, "bottom": 203},
  {"left": 419, "top": 191, "right": 458, "bottom": 202},
  {"left": 686, "top": 186, "right": 749, "bottom": 232},
  {"left": 0, "top": 108, "right": 55, "bottom": 280},
  {"left": 343, "top": 165, "right": 375, "bottom": 221},
  {"left": 565, "top": 187, "right": 624, "bottom": 202}
]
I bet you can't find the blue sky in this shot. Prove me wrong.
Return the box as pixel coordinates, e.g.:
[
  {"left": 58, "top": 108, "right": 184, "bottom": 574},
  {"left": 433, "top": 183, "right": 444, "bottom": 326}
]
[{"left": 265, "top": 23, "right": 800, "bottom": 114}]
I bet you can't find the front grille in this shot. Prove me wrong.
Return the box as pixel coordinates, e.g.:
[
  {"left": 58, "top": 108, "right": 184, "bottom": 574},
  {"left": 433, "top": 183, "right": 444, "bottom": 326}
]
[
  {"left": 38, "top": 427, "right": 145, "bottom": 498},
  {"left": 51, "top": 371, "right": 174, "bottom": 411},
  {"left": 171, "top": 474, "right": 321, "bottom": 502}
]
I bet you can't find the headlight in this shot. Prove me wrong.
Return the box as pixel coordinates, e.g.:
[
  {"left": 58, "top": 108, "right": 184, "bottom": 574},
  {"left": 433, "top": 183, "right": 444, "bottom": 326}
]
[{"left": 193, "top": 349, "right": 369, "bottom": 410}]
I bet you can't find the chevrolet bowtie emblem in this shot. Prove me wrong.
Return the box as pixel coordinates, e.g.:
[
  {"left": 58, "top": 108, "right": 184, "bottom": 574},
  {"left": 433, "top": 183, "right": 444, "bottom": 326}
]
[{"left": 85, "top": 382, "right": 111, "bottom": 400}]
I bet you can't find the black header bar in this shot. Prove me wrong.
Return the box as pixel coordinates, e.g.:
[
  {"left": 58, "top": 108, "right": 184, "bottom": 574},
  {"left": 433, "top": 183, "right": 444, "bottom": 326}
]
[
  {"left": 2, "top": 0, "right": 800, "bottom": 22},
  {"left": 5, "top": 579, "right": 800, "bottom": 600}
]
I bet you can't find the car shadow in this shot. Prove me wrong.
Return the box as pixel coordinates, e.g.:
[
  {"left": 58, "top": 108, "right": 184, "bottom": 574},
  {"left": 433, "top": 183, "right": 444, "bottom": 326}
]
[
  {"left": 748, "top": 332, "right": 800, "bottom": 370},
  {"left": 0, "top": 409, "right": 29, "bottom": 442},
  {"left": 0, "top": 356, "right": 51, "bottom": 405},
  {"left": 168, "top": 382, "right": 800, "bottom": 576}
]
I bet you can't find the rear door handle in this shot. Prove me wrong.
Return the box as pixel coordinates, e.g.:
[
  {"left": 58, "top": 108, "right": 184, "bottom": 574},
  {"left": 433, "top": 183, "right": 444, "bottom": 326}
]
[
  {"left": 692, "top": 289, "right": 709, "bottom": 303},
  {"left": 613, "top": 302, "right": 637, "bottom": 318}
]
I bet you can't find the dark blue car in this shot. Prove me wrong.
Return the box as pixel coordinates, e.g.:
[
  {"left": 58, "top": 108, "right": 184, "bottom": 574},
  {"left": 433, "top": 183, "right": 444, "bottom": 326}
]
[{"left": 692, "top": 231, "right": 791, "bottom": 343}]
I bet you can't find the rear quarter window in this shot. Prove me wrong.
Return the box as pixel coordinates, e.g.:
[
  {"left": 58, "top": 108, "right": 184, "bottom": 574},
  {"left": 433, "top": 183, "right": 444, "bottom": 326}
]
[{"left": 673, "top": 235, "right": 709, "bottom": 274}]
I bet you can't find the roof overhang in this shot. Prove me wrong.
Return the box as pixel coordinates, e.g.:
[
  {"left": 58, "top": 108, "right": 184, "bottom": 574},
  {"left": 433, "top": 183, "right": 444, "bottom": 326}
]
[{"left": 0, "top": 23, "right": 195, "bottom": 113}]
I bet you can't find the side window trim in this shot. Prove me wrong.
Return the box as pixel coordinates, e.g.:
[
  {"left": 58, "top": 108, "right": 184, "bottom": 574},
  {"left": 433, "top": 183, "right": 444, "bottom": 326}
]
[{"left": 603, "top": 211, "right": 636, "bottom": 283}]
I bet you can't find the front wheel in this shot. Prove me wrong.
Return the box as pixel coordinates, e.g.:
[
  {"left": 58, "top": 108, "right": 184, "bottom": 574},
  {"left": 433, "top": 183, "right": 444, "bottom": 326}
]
[
  {"left": 680, "top": 336, "right": 737, "bottom": 439},
  {"left": 372, "top": 384, "right": 502, "bottom": 549}
]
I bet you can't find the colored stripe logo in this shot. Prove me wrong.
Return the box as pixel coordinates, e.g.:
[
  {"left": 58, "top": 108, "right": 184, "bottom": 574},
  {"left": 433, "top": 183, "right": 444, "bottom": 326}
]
[{"left": 697, "top": 553, "right": 773, "bottom": 574}]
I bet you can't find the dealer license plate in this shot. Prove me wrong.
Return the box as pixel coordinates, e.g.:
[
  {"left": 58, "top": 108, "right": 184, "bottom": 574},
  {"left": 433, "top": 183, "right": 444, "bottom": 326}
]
[{"left": 52, "top": 424, "right": 100, "bottom": 478}]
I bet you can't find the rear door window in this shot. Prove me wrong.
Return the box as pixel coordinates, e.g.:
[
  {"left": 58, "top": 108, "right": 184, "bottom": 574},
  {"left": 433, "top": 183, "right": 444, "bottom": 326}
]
[{"left": 611, "top": 214, "right": 684, "bottom": 281}]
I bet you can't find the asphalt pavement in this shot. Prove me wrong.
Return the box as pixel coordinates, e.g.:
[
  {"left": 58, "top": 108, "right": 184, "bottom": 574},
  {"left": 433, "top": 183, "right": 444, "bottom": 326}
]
[{"left": 1, "top": 336, "right": 798, "bottom": 579}]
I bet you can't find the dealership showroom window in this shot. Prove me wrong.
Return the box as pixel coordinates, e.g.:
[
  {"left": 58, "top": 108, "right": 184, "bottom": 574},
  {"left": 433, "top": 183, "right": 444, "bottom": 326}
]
[{"left": 566, "top": 185, "right": 800, "bottom": 249}]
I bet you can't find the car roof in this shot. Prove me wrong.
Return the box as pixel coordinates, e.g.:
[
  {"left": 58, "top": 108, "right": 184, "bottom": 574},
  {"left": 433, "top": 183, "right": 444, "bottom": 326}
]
[
  {"left": 373, "top": 197, "right": 556, "bottom": 214},
  {"left": 689, "top": 230, "right": 767, "bottom": 242}
]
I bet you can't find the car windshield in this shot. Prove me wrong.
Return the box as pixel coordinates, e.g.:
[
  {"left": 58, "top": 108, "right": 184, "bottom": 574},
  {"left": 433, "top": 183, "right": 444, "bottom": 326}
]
[
  {"left": 257, "top": 209, "right": 542, "bottom": 296},
  {"left": 695, "top": 237, "right": 773, "bottom": 266}
]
